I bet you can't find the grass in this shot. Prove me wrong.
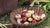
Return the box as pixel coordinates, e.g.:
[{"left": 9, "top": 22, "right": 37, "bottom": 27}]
[{"left": 0, "top": 13, "right": 11, "bottom": 24}]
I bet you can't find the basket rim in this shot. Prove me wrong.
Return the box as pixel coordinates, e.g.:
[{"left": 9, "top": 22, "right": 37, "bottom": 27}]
[{"left": 10, "top": 5, "right": 47, "bottom": 26}]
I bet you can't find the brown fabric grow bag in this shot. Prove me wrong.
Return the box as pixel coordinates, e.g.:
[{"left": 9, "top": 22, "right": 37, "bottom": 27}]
[
  {"left": 10, "top": 6, "right": 47, "bottom": 27},
  {"left": 0, "top": 0, "right": 18, "bottom": 16}
]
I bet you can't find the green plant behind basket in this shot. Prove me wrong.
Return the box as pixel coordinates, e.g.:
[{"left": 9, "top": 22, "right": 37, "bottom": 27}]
[{"left": 30, "top": 1, "right": 49, "bottom": 12}]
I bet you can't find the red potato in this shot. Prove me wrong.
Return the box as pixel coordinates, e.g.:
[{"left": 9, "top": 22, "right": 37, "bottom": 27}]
[
  {"left": 22, "top": 13, "right": 26, "bottom": 16},
  {"left": 20, "top": 10, "right": 27, "bottom": 16},
  {"left": 22, "top": 17, "right": 27, "bottom": 22},
  {"left": 32, "top": 20, "right": 37, "bottom": 23}
]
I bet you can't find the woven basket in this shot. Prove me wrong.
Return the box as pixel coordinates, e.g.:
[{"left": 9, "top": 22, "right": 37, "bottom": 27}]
[{"left": 10, "top": 6, "right": 47, "bottom": 27}]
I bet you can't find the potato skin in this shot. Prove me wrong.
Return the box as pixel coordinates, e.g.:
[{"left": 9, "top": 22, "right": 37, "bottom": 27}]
[{"left": 0, "top": 0, "right": 18, "bottom": 16}]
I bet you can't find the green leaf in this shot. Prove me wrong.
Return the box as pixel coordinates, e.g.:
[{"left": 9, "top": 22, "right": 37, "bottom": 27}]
[
  {"left": 46, "top": 2, "right": 50, "bottom": 6},
  {"left": 43, "top": 5, "right": 47, "bottom": 10},
  {"left": 45, "top": 9, "right": 48, "bottom": 12},
  {"left": 35, "top": 1, "right": 39, "bottom": 5},
  {"left": 48, "top": 6, "right": 50, "bottom": 9},
  {"left": 30, "top": 1, "right": 35, "bottom": 7},
  {"left": 36, "top": 4, "right": 42, "bottom": 7},
  {"left": 43, "top": 5, "right": 48, "bottom": 12}
]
